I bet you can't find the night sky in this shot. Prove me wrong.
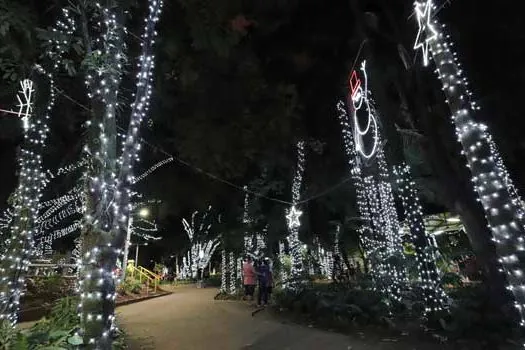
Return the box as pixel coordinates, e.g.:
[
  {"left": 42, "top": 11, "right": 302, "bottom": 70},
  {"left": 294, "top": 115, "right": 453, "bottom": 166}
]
[{"left": 0, "top": 0, "right": 524, "bottom": 260}]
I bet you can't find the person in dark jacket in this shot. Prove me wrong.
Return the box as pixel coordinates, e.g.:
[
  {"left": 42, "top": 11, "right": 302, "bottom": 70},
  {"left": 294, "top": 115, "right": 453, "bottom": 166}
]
[{"left": 256, "top": 258, "right": 270, "bottom": 307}]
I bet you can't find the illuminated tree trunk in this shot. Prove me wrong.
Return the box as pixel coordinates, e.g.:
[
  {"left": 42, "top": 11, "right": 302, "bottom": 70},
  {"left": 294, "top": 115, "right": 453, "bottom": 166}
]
[
  {"left": 0, "top": 68, "right": 54, "bottom": 325},
  {"left": 416, "top": 0, "right": 525, "bottom": 324},
  {"left": 394, "top": 164, "right": 446, "bottom": 313},
  {"left": 78, "top": 1, "right": 163, "bottom": 347},
  {"left": 285, "top": 141, "right": 306, "bottom": 287}
]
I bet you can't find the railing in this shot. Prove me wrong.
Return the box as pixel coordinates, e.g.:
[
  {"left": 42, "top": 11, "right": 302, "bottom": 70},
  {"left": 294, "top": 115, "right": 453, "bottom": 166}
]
[{"left": 128, "top": 265, "right": 161, "bottom": 294}]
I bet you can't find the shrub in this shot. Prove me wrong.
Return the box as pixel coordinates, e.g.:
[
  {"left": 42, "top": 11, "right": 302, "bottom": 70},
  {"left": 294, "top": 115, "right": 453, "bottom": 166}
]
[
  {"left": 118, "top": 277, "right": 143, "bottom": 295},
  {"left": 273, "top": 282, "right": 392, "bottom": 330},
  {"left": 204, "top": 274, "right": 221, "bottom": 287},
  {"left": 431, "top": 285, "right": 520, "bottom": 348},
  {"left": 25, "top": 275, "right": 74, "bottom": 301},
  {"left": 0, "top": 297, "right": 126, "bottom": 349}
]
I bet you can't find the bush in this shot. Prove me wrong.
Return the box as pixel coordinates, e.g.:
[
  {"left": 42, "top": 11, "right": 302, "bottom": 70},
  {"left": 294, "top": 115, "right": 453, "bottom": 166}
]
[
  {"left": 0, "top": 297, "right": 127, "bottom": 349},
  {"left": 25, "top": 275, "right": 74, "bottom": 301},
  {"left": 431, "top": 285, "right": 520, "bottom": 348},
  {"left": 204, "top": 274, "right": 221, "bottom": 287},
  {"left": 118, "top": 277, "right": 143, "bottom": 295},
  {"left": 273, "top": 282, "right": 392, "bottom": 330}
]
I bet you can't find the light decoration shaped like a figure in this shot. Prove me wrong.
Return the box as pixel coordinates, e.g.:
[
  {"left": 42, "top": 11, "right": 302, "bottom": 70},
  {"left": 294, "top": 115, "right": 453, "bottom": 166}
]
[
  {"left": 349, "top": 61, "right": 379, "bottom": 160},
  {"left": 286, "top": 206, "right": 303, "bottom": 230},
  {"left": 414, "top": 0, "right": 438, "bottom": 67},
  {"left": 16, "top": 79, "right": 34, "bottom": 131}
]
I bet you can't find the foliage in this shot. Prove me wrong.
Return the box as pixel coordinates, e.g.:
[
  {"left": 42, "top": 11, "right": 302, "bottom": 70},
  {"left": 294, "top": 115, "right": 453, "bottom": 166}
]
[
  {"left": 204, "top": 274, "right": 221, "bottom": 287},
  {"left": 153, "top": 263, "right": 165, "bottom": 276},
  {"left": 431, "top": 285, "right": 520, "bottom": 348},
  {"left": 273, "top": 282, "right": 392, "bottom": 331},
  {"left": 441, "top": 272, "right": 463, "bottom": 289},
  {"left": 0, "top": 296, "right": 126, "bottom": 349},
  {"left": 25, "top": 276, "right": 74, "bottom": 302},
  {"left": 117, "top": 277, "right": 142, "bottom": 295}
]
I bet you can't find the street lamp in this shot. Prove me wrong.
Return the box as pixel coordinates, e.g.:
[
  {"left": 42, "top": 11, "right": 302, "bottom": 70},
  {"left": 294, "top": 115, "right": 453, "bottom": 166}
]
[{"left": 139, "top": 208, "right": 150, "bottom": 218}]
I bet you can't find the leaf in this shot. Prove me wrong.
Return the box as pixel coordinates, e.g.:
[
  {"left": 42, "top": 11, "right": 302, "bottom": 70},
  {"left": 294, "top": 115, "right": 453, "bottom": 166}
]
[
  {"left": 49, "top": 330, "right": 69, "bottom": 339},
  {"left": 67, "top": 334, "right": 83, "bottom": 345}
]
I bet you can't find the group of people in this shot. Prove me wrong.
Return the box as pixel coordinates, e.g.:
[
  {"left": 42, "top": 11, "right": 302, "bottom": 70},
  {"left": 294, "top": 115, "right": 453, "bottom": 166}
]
[{"left": 242, "top": 256, "right": 273, "bottom": 307}]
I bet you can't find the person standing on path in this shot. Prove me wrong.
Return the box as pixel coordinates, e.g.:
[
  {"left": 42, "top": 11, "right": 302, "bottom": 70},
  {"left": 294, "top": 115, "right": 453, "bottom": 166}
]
[
  {"left": 242, "top": 257, "right": 256, "bottom": 301},
  {"left": 256, "top": 258, "right": 270, "bottom": 307}
]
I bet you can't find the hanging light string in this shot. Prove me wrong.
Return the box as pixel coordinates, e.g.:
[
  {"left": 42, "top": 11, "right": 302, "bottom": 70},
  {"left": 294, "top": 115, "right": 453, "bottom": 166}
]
[{"left": 53, "top": 86, "right": 359, "bottom": 207}]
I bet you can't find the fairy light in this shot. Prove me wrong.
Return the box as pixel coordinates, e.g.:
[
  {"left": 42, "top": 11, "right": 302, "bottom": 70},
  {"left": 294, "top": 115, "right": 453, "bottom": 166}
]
[
  {"left": 220, "top": 249, "right": 228, "bottom": 293},
  {"left": 78, "top": 1, "right": 164, "bottom": 347},
  {"left": 242, "top": 186, "right": 254, "bottom": 254},
  {"left": 182, "top": 207, "right": 218, "bottom": 279},
  {"left": 337, "top": 63, "right": 407, "bottom": 301},
  {"left": 228, "top": 251, "right": 237, "bottom": 294},
  {"left": 414, "top": 0, "right": 525, "bottom": 332},
  {"left": 394, "top": 164, "right": 447, "bottom": 313},
  {"left": 0, "top": 65, "right": 56, "bottom": 325},
  {"left": 284, "top": 141, "right": 307, "bottom": 288},
  {"left": 131, "top": 156, "right": 173, "bottom": 184},
  {"left": 278, "top": 241, "right": 289, "bottom": 285},
  {"left": 349, "top": 61, "right": 380, "bottom": 159}
]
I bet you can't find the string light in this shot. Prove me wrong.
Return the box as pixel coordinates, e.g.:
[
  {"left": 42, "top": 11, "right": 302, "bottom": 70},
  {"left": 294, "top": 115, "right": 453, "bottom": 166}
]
[
  {"left": 349, "top": 61, "right": 380, "bottom": 159},
  {"left": 284, "top": 141, "right": 307, "bottom": 288},
  {"left": 78, "top": 1, "right": 164, "bottom": 346},
  {"left": 228, "top": 251, "right": 237, "bottom": 294},
  {"left": 0, "top": 65, "right": 56, "bottom": 325},
  {"left": 336, "top": 64, "right": 407, "bottom": 301},
  {"left": 414, "top": 0, "right": 525, "bottom": 332},
  {"left": 182, "top": 207, "right": 219, "bottom": 279},
  {"left": 394, "top": 164, "right": 447, "bottom": 313}
]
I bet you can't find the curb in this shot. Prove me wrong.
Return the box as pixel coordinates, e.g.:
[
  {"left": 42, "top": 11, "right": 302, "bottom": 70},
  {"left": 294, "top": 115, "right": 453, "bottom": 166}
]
[
  {"left": 116, "top": 291, "right": 172, "bottom": 307},
  {"left": 19, "top": 290, "right": 172, "bottom": 323}
]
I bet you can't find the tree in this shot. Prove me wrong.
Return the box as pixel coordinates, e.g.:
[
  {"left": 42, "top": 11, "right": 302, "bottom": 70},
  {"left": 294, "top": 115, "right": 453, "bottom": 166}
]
[{"left": 0, "top": 70, "right": 54, "bottom": 325}]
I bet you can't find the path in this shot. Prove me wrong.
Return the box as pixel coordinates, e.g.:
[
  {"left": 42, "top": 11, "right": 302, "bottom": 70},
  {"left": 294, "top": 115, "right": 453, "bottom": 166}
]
[{"left": 117, "top": 286, "right": 449, "bottom": 350}]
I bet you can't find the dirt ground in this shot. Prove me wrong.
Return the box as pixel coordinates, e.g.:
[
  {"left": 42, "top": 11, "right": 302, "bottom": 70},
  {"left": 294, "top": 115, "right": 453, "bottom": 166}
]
[{"left": 117, "top": 285, "right": 451, "bottom": 350}]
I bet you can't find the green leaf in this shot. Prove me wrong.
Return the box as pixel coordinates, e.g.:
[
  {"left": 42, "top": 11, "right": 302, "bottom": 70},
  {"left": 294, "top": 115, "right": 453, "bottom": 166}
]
[
  {"left": 67, "top": 334, "right": 83, "bottom": 345},
  {"left": 49, "top": 330, "right": 69, "bottom": 339}
]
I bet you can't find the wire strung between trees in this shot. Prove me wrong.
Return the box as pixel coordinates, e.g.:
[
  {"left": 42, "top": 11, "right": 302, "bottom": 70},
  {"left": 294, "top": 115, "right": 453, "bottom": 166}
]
[{"left": 53, "top": 88, "right": 357, "bottom": 206}]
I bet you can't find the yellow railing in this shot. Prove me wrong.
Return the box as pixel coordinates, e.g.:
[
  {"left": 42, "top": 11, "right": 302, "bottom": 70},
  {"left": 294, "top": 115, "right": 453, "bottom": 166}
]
[{"left": 128, "top": 265, "right": 160, "bottom": 294}]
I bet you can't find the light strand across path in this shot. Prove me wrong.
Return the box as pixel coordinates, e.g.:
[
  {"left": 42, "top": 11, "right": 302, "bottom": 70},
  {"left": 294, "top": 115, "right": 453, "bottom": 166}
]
[{"left": 53, "top": 88, "right": 357, "bottom": 207}]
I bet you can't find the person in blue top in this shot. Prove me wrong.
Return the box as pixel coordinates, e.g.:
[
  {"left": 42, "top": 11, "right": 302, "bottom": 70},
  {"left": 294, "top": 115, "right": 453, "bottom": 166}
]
[{"left": 256, "top": 258, "right": 271, "bottom": 307}]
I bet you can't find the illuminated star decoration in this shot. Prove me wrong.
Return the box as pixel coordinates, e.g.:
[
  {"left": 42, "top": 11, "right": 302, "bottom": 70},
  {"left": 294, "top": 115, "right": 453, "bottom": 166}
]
[
  {"left": 286, "top": 206, "right": 303, "bottom": 229},
  {"left": 16, "top": 79, "right": 35, "bottom": 131},
  {"left": 414, "top": 0, "right": 438, "bottom": 67}
]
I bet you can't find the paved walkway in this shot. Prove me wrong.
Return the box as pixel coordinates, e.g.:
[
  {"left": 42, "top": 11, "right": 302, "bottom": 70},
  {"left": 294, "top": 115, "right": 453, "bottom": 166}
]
[{"left": 117, "top": 286, "right": 448, "bottom": 350}]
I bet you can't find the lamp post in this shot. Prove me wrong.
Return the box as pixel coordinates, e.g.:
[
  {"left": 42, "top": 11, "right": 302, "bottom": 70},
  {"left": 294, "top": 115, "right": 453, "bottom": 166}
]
[
  {"left": 133, "top": 242, "right": 149, "bottom": 268},
  {"left": 122, "top": 207, "right": 149, "bottom": 279}
]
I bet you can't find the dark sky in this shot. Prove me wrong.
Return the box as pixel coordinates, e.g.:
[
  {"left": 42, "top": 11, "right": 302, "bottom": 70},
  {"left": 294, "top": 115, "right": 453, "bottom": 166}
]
[{"left": 0, "top": 0, "right": 524, "bottom": 229}]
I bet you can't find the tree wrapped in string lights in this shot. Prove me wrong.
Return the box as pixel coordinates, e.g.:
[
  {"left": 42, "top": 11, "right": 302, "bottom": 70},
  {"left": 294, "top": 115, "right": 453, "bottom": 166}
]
[
  {"left": 394, "top": 164, "right": 446, "bottom": 313},
  {"left": 336, "top": 59, "right": 408, "bottom": 301},
  {"left": 182, "top": 207, "right": 219, "bottom": 279},
  {"left": 0, "top": 68, "right": 55, "bottom": 326},
  {"left": 71, "top": 1, "right": 164, "bottom": 346},
  {"left": 284, "top": 141, "right": 307, "bottom": 288},
  {"left": 413, "top": 0, "right": 525, "bottom": 325}
]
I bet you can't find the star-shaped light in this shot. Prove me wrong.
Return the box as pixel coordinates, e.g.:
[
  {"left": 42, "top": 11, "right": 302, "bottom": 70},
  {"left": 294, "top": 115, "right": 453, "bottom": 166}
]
[
  {"left": 286, "top": 205, "right": 303, "bottom": 229},
  {"left": 414, "top": 0, "right": 438, "bottom": 67}
]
